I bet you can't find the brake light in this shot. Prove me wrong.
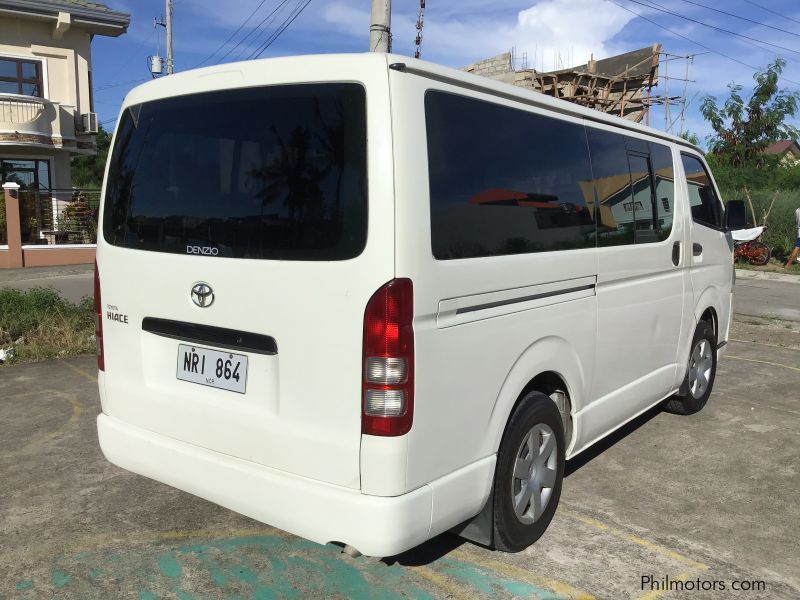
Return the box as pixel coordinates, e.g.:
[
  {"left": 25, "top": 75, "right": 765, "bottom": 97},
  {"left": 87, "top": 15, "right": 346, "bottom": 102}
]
[
  {"left": 362, "top": 279, "right": 414, "bottom": 436},
  {"left": 94, "top": 260, "right": 104, "bottom": 371}
]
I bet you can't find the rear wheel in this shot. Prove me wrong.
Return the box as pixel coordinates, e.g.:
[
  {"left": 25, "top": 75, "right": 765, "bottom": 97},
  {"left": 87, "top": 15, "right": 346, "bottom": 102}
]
[
  {"left": 664, "top": 320, "right": 717, "bottom": 415},
  {"left": 748, "top": 241, "right": 770, "bottom": 266},
  {"left": 493, "top": 391, "right": 565, "bottom": 552}
]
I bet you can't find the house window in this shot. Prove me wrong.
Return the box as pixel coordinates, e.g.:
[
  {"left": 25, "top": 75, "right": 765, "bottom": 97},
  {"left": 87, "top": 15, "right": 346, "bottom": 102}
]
[
  {"left": 0, "top": 158, "right": 51, "bottom": 190},
  {"left": 0, "top": 57, "right": 44, "bottom": 97}
]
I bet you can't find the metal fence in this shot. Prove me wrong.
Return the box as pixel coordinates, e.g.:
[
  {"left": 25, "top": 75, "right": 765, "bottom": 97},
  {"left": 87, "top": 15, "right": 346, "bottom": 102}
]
[{"left": 17, "top": 189, "right": 101, "bottom": 245}]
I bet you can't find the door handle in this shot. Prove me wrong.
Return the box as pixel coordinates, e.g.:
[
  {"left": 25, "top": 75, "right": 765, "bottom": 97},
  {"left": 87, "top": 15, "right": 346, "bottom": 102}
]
[
  {"left": 672, "top": 241, "right": 681, "bottom": 266},
  {"left": 693, "top": 243, "right": 703, "bottom": 257}
]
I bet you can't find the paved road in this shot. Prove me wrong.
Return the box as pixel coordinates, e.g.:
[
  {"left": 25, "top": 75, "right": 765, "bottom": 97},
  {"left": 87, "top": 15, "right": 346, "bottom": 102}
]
[
  {"left": 733, "top": 274, "right": 800, "bottom": 323},
  {"left": 1, "top": 331, "right": 798, "bottom": 599},
  {"left": 0, "top": 264, "right": 92, "bottom": 304}
]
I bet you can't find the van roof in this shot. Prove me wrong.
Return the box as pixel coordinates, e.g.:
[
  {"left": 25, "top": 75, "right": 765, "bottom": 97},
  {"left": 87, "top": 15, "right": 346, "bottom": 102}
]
[{"left": 121, "top": 52, "right": 702, "bottom": 154}]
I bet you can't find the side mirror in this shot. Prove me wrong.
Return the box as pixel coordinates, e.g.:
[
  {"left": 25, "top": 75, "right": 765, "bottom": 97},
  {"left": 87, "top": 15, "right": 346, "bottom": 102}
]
[{"left": 724, "top": 200, "right": 747, "bottom": 231}]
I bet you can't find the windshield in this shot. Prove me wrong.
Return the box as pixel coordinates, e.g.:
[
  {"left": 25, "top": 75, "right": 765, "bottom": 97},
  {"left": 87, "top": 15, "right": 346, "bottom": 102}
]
[{"left": 103, "top": 83, "right": 367, "bottom": 260}]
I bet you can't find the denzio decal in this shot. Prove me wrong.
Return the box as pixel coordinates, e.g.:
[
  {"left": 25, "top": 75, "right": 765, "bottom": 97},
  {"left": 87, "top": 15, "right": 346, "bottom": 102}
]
[{"left": 186, "top": 246, "right": 219, "bottom": 256}]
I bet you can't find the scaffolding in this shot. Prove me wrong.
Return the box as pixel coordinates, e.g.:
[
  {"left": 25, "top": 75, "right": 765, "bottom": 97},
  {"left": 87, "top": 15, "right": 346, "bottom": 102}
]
[{"left": 464, "top": 44, "right": 694, "bottom": 131}]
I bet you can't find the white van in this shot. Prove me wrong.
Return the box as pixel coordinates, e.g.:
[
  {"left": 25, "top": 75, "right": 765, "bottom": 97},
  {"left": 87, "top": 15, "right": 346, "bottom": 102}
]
[{"left": 95, "top": 53, "right": 741, "bottom": 557}]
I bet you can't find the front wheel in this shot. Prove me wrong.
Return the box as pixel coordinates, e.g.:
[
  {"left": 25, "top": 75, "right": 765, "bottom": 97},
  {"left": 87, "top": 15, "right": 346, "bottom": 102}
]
[
  {"left": 748, "top": 241, "right": 770, "bottom": 266},
  {"left": 664, "top": 320, "right": 717, "bottom": 415},
  {"left": 493, "top": 391, "right": 565, "bottom": 552}
]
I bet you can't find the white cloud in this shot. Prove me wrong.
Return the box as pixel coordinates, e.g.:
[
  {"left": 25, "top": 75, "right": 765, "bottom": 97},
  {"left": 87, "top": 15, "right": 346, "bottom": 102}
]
[{"left": 514, "top": 0, "right": 636, "bottom": 68}]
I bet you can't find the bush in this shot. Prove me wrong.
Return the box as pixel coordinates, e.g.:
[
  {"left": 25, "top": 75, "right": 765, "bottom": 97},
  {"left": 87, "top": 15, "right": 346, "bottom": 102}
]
[
  {"left": 720, "top": 187, "right": 800, "bottom": 255},
  {"left": 0, "top": 287, "right": 94, "bottom": 364}
]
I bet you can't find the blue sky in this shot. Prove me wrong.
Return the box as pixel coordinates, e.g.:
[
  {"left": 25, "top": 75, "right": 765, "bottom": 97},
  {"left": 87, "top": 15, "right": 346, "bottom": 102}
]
[{"left": 91, "top": 0, "right": 800, "bottom": 146}]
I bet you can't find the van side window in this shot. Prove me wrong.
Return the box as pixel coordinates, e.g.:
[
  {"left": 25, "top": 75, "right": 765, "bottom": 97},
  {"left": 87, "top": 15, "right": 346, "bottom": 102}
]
[
  {"left": 585, "top": 128, "right": 635, "bottom": 245},
  {"left": 425, "top": 91, "right": 595, "bottom": 259},
  {"left": 681, "top": 154, "right": 723, "bottom": 229},
  {"left": 650, "top": 143, "right": 675, "bottom": 241}
]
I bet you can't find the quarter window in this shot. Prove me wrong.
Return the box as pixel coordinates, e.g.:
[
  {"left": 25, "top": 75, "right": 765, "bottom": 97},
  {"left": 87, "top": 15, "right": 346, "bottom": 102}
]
[
  {"left": 681, "top": 154, "right": 723, "bottom": 229},
  {"left": 628, "top": 154, "right": 658, "bottom": 244},
  {"left": 0, "top": 57, "right": 43, "bottom": 97},
  {"left": 650, "top": 143, "right": 675, "bottom": 241},
  {"left": 586, "top": 128, "right": 634, "bottom": 245},
  {"left": 425, "top": 91, "right": 595, "bottom": 259}
]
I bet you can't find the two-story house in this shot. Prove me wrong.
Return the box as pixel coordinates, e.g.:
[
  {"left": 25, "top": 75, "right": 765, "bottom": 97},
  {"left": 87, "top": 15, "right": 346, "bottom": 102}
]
[{"left": 0, "top": 0, "right": 129, "bottom": 191}]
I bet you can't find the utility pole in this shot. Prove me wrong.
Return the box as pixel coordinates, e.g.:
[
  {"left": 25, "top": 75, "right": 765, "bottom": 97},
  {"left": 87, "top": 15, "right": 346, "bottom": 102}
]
[
  {"left": 165, "top": 0, "right": 174, "bottom": 74},
  {"left": 370, "top": 0, "right": 391, "bottom": 52}
]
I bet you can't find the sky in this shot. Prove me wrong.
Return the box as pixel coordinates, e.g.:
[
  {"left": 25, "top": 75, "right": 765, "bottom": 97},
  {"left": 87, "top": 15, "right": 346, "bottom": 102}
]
[{"left": 91, "top": 0, "right": 800, "bottom": 147}]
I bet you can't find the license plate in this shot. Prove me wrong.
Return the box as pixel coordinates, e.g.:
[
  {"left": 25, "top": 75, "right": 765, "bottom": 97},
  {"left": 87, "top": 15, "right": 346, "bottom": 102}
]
[{"left": 176, "top": 344, "right": 248, "bottom": 394}]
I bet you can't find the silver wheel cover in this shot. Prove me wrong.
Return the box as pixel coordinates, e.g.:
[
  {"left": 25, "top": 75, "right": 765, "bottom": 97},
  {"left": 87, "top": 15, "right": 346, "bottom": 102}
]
[
  {"left": 511, "top": 424, "right": 558, "bottom": 524},
  {"left": 688, "top": 338, "right": 713, "bottom": 399}
]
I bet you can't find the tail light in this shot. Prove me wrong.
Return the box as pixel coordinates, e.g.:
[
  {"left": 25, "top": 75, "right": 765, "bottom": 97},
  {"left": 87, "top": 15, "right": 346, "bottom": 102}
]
[
  {"left": 94, "top": 260, "right": 104, "bottom": 371},
  {"left": 362, "top": 279, "right": 414, "bottom": 436}
]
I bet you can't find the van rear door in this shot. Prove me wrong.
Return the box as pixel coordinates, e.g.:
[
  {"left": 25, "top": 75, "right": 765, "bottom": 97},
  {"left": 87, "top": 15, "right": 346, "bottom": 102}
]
[{"left": 97, "top": 73, "right": 394, "bottom": 490}]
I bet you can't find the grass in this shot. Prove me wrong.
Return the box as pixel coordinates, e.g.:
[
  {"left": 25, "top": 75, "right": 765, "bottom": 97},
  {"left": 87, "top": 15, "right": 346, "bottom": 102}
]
[
  {"left": 736, "top": 257, "right": 800, "bottom": 274},
  {"left": 0, "top": 287, "right": 95, "bottom": 365}
]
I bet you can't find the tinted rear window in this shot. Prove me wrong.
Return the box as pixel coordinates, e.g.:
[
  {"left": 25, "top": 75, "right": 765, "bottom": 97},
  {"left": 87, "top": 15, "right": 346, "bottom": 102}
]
[{"left": 103, "top": 84, "right": 367, "bottom": 260}]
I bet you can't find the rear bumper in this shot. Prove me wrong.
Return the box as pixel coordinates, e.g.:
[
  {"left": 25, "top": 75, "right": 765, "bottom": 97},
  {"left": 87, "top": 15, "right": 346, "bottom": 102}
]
[{"left": 97, "top": 414, "right": 494, "bottom": 556}]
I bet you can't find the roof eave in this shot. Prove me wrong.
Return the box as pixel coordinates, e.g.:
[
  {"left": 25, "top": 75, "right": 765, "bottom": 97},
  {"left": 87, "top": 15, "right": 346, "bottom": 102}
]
[{"left": 0, "top": 1, "right": 130, "bottom": 36}]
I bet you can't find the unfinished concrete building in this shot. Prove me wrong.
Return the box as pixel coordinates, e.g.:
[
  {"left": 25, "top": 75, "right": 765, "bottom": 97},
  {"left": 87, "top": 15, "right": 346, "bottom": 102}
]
[{"left": 463, "top": 44, "right": 662, "bottom": 124}]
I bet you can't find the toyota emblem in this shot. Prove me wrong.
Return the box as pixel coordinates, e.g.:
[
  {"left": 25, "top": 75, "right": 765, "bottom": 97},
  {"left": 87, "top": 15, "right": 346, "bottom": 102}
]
[{"left": 191, "top": 283, "right": 214, "bottom": 308}]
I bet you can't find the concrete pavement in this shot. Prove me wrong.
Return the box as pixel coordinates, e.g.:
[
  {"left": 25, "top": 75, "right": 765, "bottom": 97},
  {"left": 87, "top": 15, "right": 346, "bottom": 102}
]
[{"left": 1, "top": 328, "right": 798, "bottom": 599}]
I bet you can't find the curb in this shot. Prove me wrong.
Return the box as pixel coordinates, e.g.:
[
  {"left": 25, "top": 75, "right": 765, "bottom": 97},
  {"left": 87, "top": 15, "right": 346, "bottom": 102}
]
[{"left": 735, "top": 268, "right": 800, "bottom": 284}]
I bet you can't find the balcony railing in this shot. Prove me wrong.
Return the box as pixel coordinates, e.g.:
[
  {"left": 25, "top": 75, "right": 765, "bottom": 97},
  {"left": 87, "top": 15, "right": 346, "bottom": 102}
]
[
  {"left": 0, "top": 93, "right": 46, "bottom": 124},
  {"left": 0, "top": 93, "right": 78, "bottom": 143},
  {"left": 17, "top": 188, "right": 101, "bottom": 245}
]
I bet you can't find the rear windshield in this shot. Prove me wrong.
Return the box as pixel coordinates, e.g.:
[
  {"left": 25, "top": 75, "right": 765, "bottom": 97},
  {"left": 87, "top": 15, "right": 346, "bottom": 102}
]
[{"left": 103, "top": 83, "right": 367, "bottom": 260}]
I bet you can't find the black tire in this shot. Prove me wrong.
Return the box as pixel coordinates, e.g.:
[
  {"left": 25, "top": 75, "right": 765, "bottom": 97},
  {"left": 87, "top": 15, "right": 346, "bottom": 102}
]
[
  {"left": 493, "top": 391, "right": 565, "bottom": 552},
  {"left": 663, "top": 320, "right": 717, "bottom": 415},
  {"left": 748, "top": 241, "right": 770, "bottom": 266}
]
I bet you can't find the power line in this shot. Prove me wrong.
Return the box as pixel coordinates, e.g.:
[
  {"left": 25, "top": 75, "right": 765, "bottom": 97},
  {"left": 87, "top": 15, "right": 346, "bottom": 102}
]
[
  {"left": 606, "top": 0, "right": 800, "bottom": 85},
  {"left": 624, "top": 0, "right": 800, "bottom": 57},
  {"left": 95, "top": 77, "right": 151, "bottom": 93},
  {"left": 194, "top": 0, "right": 271, "bottom": 67},
  {"left": 742, "top": 0, "right": 800, "bottom": 28},
  {"left": 217, "top": 0, "right": 295, "bottom": 64},
  {"left": 249, "top": 0, "right": 311, "bottom": 60},
  {"left": 673, "top": 0, "right": 800, "bottom": 39}
]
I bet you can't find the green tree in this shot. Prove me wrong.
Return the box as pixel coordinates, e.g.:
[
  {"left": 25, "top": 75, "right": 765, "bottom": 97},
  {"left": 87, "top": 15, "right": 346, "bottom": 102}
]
[
  {"left": 702, "top": 59, "right": 799, "bottom": 166},
  {"left": 679, "top": 131, "right": 700, "bottom": 146},
  {"left": 70, "top": 125, "right": 112, "bottom": 189}
]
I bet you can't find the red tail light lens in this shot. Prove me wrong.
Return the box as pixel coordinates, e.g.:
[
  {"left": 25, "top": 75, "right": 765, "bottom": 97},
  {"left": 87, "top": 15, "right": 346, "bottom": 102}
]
[
  {"left": 94, "top": 260, "right": 104, "bottom": 371},
  {"left": 362, "top": 279, "right": 414, "bottom": 436}
]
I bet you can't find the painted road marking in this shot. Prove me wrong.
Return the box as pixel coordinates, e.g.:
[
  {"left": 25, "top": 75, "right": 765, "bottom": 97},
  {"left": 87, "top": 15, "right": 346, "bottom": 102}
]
[
  {"left": 729, "top": 338, "right": 800, "bottom": 351},
  {"left": 60, "top": 359, "right": 98, "bottom": 382},
  {"left": 560, "top": 510, "right": 709, "bottom": 572},
  {"left": 410, "top": 565, "right": 475, "bottom": 600},
  {"left": 0, "top": 390, "right": 81, "bottom": 460},
  {"left": 724, "top": 354, "right": 800, "bottom": 373},
  {"left": 450, "top": 549, "right": 596, "bottom": 599}
]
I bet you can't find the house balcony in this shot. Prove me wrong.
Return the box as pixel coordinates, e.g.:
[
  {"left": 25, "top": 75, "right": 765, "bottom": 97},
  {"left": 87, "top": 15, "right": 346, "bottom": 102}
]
[{"left": 0, "top": 93, "right": 96, "bottom": 155}]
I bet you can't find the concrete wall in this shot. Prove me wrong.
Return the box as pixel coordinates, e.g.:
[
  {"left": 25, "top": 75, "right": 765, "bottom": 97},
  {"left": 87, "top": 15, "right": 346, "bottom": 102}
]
[{"left": 462, "top": 53, "right": 516, "bottom": 85}]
